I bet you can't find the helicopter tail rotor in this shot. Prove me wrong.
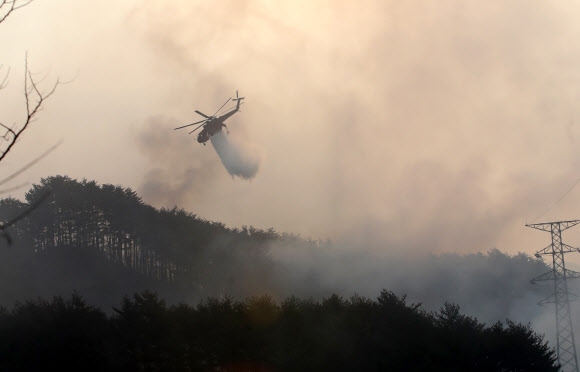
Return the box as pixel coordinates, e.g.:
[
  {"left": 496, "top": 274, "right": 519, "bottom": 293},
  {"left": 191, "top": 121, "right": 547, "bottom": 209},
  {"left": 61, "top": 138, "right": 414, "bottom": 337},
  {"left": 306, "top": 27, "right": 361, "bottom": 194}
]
[
  {"left": 233, "top": 90, "right": 244, "bottom": 112},
  {"left": 232, "top": 90, "right": 245, "bottom": 102}
]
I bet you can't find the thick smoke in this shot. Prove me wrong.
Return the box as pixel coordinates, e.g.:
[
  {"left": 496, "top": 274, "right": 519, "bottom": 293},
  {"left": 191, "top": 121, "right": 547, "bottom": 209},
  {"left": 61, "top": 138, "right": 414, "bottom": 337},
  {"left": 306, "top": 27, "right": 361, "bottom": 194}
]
[
  {"left": 135, "top": 115, "right": 221, "bottom": 208},
  {"left": 263, "top": 240, "right": 566, "bottom": 346},
  {"left": 210, "top": 131, "right": 261, "bottom": 180},
  {"left": 124, "top": 1, "right": 580, "bottom": 248}
]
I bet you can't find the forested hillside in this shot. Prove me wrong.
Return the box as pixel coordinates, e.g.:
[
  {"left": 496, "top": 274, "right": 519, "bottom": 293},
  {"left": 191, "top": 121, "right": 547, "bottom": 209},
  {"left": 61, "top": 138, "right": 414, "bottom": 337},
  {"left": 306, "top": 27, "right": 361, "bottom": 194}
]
[
  {"left": 1, "top": 175, "right": 283, "bottom": 280},
  {"left": 0, "top": 176, "right": 303, "bottom": 305},
  {"left": 0, "top": 175, "right": 554, "bottom": 331}
]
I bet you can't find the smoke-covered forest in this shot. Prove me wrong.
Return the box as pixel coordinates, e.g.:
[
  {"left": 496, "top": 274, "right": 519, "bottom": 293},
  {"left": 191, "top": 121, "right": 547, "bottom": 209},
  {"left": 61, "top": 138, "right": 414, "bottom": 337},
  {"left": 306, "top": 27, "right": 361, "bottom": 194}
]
[
  {"left": 0, "top": 175, "right": 565, "bottom": 370},
  {"left": 0, "top": 175, "right": 293, "bottom": 305},
  {"left": 0, "top": 176, "right": 553, "bottom": 319}
]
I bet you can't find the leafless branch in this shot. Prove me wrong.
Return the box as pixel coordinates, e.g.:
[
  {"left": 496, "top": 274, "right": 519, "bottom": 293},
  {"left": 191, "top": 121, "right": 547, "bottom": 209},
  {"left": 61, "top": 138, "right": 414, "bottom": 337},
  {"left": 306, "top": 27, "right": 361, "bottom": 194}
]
[
  {"left": 0, "top": 139, "right": 62, "bottom": 187},
  {"left": 0, "top": 65, "right": 9, "bottom": 90},
  {"left": 0, "top": 53, "right": 59, "bottom": 163},
  {"left": 0, "top": 0, "right": 33, "bottom": 24},
  {"left": 0, "top": 0, "right": 58, "bottom": 247}
]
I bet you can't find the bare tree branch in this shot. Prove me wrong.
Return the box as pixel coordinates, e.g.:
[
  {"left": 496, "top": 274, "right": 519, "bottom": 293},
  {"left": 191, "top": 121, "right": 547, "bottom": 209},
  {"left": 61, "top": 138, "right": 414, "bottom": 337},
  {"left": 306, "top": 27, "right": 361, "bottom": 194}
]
[
  {"left": 0, "top": 0, "right": 33, "bottom": 24},
  {"left": 0, "top": 53, "right": 59, "bottom": 163},
  {"left": 0, "top": 65, "right": 9, "bottom": 89},
  {"left": 0, "top": 0, "right": 59, "bottom": 247},
  {"left": 0, "top": 140, "right": 62, "bottom": 187}
]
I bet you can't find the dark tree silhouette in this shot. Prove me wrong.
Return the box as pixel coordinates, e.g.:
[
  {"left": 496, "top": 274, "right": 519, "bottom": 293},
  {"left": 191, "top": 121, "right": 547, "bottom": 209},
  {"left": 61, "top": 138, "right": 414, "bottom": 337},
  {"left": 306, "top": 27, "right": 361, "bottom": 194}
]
[
  {"left": 0, "top": 292, "right": 109, "bottom": 371},
  {"left": 0, "top": 290, "right": 559, "bottom": 371}
]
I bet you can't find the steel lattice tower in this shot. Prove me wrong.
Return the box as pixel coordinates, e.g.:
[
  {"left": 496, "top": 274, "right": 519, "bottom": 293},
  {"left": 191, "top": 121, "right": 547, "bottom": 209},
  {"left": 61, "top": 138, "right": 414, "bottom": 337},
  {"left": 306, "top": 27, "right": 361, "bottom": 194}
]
[{"left": 527, "top": 220, "right": 580, "bottom": 372}]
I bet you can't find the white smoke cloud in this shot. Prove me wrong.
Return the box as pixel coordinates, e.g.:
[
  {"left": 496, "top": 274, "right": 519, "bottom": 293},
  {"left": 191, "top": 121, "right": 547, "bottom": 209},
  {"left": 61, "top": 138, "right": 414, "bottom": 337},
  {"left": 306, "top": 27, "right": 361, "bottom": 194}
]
[{"left": 210, "top": 131, "right": 261, "bottom": 180}]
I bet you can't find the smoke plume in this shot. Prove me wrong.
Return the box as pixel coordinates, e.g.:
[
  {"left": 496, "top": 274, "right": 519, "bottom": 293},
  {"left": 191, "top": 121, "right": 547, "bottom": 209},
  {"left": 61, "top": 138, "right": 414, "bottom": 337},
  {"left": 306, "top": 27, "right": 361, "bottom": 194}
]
[
  {"left": 121, "top": 0, "right": 580, "bottom": 246},
  {"left": 135, "top": 115, "right": 221, "bottom": 208},
  {"left": 210, "top": 131, "right": 261, "bottom": 180}
]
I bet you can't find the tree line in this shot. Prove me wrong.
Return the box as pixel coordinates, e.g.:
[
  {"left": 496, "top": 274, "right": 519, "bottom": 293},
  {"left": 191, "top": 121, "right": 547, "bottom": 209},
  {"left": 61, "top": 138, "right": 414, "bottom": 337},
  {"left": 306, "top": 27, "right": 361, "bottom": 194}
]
[
  {"left": 0, "top": 176, "right": 304, "bottom": 296},
  {"left": 0, "top": 290, "right": 559, "bottom": 371}
]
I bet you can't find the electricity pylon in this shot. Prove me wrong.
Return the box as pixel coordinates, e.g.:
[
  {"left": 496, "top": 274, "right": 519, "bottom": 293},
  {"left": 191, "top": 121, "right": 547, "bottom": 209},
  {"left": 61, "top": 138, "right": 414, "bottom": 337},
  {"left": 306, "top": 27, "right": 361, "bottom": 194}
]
[{"left": 527, "top": 220, "right": 580, "bottom": 372}]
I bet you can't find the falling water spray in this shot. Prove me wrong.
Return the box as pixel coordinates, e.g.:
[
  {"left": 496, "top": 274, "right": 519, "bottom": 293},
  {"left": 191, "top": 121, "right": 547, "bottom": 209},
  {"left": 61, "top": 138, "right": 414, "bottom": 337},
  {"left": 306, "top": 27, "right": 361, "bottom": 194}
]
[{"left": 210, "top": 131, "right": 261, "bottom": 179}]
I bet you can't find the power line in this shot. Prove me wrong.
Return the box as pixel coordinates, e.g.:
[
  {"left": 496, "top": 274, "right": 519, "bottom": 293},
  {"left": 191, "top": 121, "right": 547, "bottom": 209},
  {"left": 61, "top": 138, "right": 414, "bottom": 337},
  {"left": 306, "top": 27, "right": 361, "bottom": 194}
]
[{"left": 532, "top": 174, "right": 580, "bottom": 223}]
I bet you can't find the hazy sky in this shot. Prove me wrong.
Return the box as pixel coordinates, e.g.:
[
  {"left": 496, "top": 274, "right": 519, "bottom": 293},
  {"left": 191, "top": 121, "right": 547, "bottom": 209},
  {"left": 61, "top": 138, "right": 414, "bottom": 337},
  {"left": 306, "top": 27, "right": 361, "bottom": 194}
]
[{"left": 3, "top": 0, "right": 580, "bottom": 255}]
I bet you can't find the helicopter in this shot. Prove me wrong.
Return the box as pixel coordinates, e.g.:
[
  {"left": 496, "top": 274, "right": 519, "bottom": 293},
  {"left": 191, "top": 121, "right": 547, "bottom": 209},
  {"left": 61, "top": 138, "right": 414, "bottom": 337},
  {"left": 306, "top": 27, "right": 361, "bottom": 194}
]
[{"left": 174, "top": 91, "right": 245, "bottom": 145}]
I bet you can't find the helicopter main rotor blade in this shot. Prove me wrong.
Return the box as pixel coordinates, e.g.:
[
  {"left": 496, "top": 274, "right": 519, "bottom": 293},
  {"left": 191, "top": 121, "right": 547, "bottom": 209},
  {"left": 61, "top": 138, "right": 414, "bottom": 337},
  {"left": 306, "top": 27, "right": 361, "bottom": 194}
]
[
  {"left": 189, "top": 122, "right": 206, "bottom": 134},
  {"left": 174, "top": 119, "right": 207, "bottom": 130},
  {"left": 195, "top": 110, "right": 210, "bottom": 118},
  {"left": 213, "top": 98, "right": 231, "bottom": 117}
]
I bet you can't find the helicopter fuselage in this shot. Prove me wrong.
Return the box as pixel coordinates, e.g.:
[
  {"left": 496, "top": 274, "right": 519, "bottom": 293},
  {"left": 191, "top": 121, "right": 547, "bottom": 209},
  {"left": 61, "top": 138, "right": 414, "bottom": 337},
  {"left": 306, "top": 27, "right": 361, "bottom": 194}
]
[{"left": 197, "top": 119, "right": 225, "bottom": 143}]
